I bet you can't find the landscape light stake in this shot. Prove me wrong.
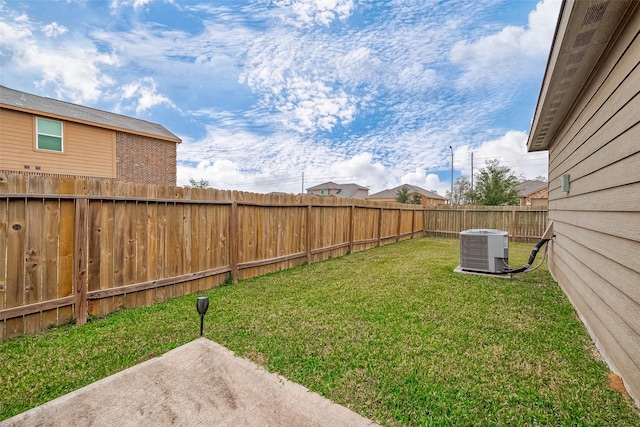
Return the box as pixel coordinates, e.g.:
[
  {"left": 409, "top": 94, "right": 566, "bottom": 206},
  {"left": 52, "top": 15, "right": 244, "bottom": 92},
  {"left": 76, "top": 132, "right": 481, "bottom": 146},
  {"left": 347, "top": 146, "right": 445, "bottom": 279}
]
[{"left": 196, "top": 296, "right": 209, "bottom": 337}]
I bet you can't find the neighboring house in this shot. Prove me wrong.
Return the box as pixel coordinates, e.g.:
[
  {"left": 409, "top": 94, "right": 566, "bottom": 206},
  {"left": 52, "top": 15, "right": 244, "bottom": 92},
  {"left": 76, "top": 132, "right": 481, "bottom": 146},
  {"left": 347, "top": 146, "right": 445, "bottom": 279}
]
[
  {"left": 367, "top": 184, "right": 447, "bottom": 206},
  {"left": 306, "top": 182, "right": 369, "bottom": 199},
  {"left": 517, "top": 179, "right": 548, "bottom": 207},
  {"left": 0, "top": 86, "right": 181, "bottom": 186},
  {"left": 527, "top": 0, "right": 640, "bottom": 406}
]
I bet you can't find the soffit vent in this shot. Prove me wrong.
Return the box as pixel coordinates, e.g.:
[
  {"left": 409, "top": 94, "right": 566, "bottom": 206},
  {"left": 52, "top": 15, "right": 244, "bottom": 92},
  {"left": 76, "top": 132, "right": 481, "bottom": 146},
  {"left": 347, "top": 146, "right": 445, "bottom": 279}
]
[
  {"left": 567, "top": 50, "right": 586, "bottom": 64},
  {"left": 561, "top": 68, "right": 577, "bottom": 79},
  {"left": 574, "top": 29, "right": 596, "bottom": 47},
  {"left": 582, "top": 1, "right": 609, "bottom": 25}
]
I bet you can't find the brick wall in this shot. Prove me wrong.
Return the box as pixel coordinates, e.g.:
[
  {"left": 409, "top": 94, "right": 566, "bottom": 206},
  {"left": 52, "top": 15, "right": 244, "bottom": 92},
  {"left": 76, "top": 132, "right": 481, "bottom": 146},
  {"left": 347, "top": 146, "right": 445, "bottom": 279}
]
[{"left": 116, "top": 132, "right": 177, "bottom": 186}]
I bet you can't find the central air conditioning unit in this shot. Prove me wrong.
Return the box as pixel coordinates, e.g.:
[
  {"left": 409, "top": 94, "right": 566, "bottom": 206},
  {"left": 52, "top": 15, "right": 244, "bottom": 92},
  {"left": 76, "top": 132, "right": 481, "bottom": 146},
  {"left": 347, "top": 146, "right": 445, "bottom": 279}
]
[{"left": 459, "top": 229, "right": 509, "bottom": 274}]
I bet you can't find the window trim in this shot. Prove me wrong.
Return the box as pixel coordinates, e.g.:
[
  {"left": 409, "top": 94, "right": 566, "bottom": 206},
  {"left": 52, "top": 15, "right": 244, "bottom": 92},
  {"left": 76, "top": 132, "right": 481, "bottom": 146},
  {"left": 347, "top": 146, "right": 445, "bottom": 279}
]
[{"left": 35, "top": 117, "right": 64, "bottom": 153}]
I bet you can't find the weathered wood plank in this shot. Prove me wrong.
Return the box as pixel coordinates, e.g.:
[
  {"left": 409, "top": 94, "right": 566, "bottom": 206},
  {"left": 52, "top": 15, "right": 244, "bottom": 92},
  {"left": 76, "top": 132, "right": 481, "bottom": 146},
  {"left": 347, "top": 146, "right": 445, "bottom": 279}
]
[
  {"left": 58, "top": 190, "right": 75, "bottom": 324},
  {"left": 24, "top": 195, "right": 42, "bottom": 334},
  {"left": 124, "top": 200, "right": 137, "bottom": 308},
  {"left": 182, "top": 202, "right": 192, "bottom": 295},
  {"left": 87, "top": 267, "right": 232, "bottom": 299},
  {"left": 42, "top": 198, "right": 60, "bottom": 328},
  {"left": 0, "top": 296, "right": 75, "bottom": 321},
  {"left": 135, "top": 199, "right": 150, "bottom": 308},
  {"left": 238, "top": 252, "right": 307, "bottom": 270},
  {"left": 113, "top": 200, "right": 126, "bottom": 310},
  {"left": 87, "top": 199, "right": 101, "bottom": 316},
  {"left": 230, "top": 201, "right": 238, "bottom": 284},
  {"left": 98, "top": 199, "right": 114, "bottom": 316},
  {"left": 155, "top": 200, "right": 168, "bottom": 302},
  {"left": 74, "top": 198, "right": 89, "bottom": 326},
  {"left": 6, "top": 198, "right": 26, "bottom": 338},
  {"left": 0, "top": 198, "right": 7, "bottom": 328}
]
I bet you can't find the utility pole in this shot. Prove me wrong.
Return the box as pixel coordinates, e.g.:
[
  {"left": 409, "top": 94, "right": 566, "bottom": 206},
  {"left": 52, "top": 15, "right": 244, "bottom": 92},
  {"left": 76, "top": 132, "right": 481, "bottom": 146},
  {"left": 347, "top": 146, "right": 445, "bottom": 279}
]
[
  {"left": 470, "top": 152, "right": 474, "bottom": 193},
  {"left": 301, "top": 172, "right": 304, "bottom": 195},
  {"left": 449, "top": 145, "right": 454, "bottom": 205}
]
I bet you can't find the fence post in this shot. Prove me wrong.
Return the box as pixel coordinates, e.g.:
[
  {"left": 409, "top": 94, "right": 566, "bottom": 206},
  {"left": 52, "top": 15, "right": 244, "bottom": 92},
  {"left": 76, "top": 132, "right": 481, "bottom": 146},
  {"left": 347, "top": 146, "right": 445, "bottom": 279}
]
[
  {"left": 411, "top": 209, "right": 415, "bottom": 238},
  {"left": 74, "top": 198, "right": 88, "bottom": 326},
  {"left": 349, "top": 205, "right": 355, "bottom": 254},
  {"left": 463, "top": 207, "right": 467, "bottom": 230},
  {"left": 396, "top": 208, "right": 402, "bottom": 242},
  {"left": 306, "top": 204, "right": 312, "bottom": 262},
  {"left": 423, "top": 207, "right": 427, "bottom": 237},
  {"left": 378, "top": 207, "right": 383, "bottom": 247}
]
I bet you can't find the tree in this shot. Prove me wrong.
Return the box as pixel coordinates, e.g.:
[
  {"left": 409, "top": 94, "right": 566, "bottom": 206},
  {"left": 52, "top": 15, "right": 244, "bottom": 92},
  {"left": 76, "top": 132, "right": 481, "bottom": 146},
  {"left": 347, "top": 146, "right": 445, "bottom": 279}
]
[
  {"left": 446, "top": 176, "right": 472, "bottom": 205},
  {"left": 469, "top": 160, "right": 520, "bottom": 205},
  {"left": 396, "top": 186, "right": 410, "bottom": 203},
  {"left": 187, "top": 177, "right": 210, "bottom": 189}
]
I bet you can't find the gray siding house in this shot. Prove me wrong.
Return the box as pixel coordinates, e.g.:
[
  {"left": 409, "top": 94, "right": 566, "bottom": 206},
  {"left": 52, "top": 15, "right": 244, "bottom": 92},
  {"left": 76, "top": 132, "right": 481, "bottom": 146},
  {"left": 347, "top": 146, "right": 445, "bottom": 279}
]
[
  {"left": 527, "top": 0, "right": 640, "bottom": 406},
  {"left": 306, "top": 182, "right": 369, "bottom": 199}
]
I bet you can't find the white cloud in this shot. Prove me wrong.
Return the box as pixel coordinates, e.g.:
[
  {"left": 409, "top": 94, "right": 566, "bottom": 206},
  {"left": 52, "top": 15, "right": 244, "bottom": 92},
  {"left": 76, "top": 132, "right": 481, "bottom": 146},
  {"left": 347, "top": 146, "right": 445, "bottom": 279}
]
[
  {"left": 0, "top": 12, "right": 116, "bottom": 103},
  {"left": 177, "top": 126, "right": 400, "bottom": 194},
  {"left": 42, "top": 22, "right": 67, "bottom": 38},
  {"left": 272, "top": 0, "right": 355, "bottom": 27},
  {"left": 110, "top": 0, "right": 155, "bottom": 11},
  {"left": 178, "top": 159, "right": 250, "bottom": 189},
  {"left": 454, "top": 131, "right": 548, "bottom": 181},
  {"left": 119, "top": 77, "right": 175, "bottom": 113},
  {"left": 425, "top": 174, "right": 447, "bottom": 195},
  {"left": 450, "top": 0, "right": 561, "bottom": 88},
  {"left": 325, "top": 152, "right": 388, "bottom": 188},
  {"left": 239, "top": 31, "right": 361, "bottom": 133},
  {"left": 401, "top": 168, "right": 448, "bottom": 196}
]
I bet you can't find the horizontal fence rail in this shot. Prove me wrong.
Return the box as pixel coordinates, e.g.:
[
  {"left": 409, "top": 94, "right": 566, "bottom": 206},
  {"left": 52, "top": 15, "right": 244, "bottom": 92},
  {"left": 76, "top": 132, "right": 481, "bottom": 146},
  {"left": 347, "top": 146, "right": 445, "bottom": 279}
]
[{"left": 0, "top": 173, "right": 547, "bottom": 340}]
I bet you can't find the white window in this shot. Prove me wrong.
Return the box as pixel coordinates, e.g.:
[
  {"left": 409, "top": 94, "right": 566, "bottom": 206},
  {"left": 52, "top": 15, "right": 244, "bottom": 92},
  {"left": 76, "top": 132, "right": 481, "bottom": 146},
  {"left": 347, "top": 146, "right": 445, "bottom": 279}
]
[{"left": 36, "top": 118, "right": 63, "bottom": 152}]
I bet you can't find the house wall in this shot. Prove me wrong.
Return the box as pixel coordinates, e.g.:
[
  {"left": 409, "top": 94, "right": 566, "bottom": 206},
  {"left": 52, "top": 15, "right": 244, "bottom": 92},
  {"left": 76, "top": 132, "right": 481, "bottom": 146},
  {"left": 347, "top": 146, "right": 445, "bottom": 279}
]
[
  {"left": 520, "top": 188, "right": 549, "bottom": 207},
  {"left": 420, "top": 196, "right": 446, "bottom": 207},
  {"left": 0, "top": 108, "right": 116, "bottom": 178},
  {"left": 352, "top": 189, "right": 369, "bottom": 199},
  {"left": 546, "top": 6, "right": 640, "bottom": 404},
  {"left": 115, "top": 132, "right": 177, "bottom": 186}
]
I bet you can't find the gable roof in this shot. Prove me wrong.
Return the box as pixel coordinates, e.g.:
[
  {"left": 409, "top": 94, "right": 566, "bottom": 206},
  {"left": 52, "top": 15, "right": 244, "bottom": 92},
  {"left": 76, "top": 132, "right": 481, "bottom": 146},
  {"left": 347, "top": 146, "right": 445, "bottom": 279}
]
[
  {"left": 368, "top": 184, "right": 446, "bottom": 200},
  {"left": 0, "top": 85, "right": 181, "bottom": 143},
  {"left": 306, "top": 181, "right": 343, "bottom": 191},
  {"left": 337, "top": 183, "right": 369, "bottom": 198},
  {"left": 518, "top": 180, "right": 548, "bottom": 197},
  {"left": 306, "top": 181, "right": 368, "bottom": 197}
]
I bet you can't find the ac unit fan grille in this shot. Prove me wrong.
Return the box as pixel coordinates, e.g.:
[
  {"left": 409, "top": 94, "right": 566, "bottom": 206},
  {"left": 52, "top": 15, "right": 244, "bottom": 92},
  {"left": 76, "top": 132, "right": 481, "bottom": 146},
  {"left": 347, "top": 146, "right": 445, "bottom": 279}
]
[{"left": 460, "top": 235, "right": 489, "bottom": 271}]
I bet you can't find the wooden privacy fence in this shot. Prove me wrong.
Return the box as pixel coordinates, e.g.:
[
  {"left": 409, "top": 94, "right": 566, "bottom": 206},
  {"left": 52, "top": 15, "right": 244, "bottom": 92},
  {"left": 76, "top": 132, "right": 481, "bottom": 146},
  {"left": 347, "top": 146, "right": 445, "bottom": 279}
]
[
  {"left": 0, "top": 174, "right": 426, "bottom": 340},
  {"left": 0, "top": 173, "right": 548, "bottom": 340},
  {"left": 424, "top": 205, "right": 548, "bottom": 242}
]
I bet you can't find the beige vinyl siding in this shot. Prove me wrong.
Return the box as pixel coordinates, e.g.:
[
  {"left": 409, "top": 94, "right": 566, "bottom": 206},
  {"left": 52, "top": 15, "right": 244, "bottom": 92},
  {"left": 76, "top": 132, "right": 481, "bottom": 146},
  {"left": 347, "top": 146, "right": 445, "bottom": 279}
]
[
  {"left": 546, "top": 6, "right": 640, "bottom": 402},
  {"left": 0, "top": 109, "right": 116, "bottom": 178}
]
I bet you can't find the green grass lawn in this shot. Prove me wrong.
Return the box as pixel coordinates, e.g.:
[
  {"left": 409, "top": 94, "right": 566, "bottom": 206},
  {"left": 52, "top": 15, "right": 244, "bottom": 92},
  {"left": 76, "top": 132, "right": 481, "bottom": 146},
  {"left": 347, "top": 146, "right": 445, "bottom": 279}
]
[{"left": 1, "top": 238, "right": 639, "bottom": 425}]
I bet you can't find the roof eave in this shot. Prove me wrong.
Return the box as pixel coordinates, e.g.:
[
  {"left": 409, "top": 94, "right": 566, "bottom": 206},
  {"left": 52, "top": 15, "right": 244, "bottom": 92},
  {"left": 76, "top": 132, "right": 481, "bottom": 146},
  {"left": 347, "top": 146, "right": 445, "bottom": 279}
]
[
  {"left": 527, "top": 0, "right": 635, "bottom": 152},
  {"left": 1, "top": 102, "right": 181, "bottom": 143}
]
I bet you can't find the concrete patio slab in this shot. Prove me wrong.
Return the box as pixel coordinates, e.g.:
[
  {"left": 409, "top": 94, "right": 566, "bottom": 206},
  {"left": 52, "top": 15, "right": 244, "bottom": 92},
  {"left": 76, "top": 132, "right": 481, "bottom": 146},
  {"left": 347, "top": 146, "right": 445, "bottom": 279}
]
[{"left": 2, "top": 338, "right": 378, "bottom": 427}]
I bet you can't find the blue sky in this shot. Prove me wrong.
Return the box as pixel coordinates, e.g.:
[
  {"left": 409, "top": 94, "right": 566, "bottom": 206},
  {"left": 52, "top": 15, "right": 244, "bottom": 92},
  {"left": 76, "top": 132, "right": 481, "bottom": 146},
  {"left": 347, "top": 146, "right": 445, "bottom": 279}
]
[{"left": 0, "top": 0, "right": 560, "bottom": 194}]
